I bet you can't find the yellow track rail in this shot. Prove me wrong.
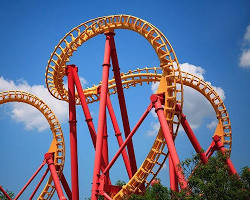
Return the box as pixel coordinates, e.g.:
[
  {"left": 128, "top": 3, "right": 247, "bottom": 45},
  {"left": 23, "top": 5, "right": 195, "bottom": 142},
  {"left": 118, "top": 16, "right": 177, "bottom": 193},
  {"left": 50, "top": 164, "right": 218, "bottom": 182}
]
[
  {"left": 0, "top": 91, "right": 65, "bottom": 200},
  {"left": 81, "top": 67, "right": 232, "bottom": 199},
  {"left": 45, "top": 14, "right": 184, "bottom": 124},
  {"left": 83, "top": 67, "right": 231, "bottom": 152},
  {"left": 44, "top": 15, "right": 230, "bottom": 199}
]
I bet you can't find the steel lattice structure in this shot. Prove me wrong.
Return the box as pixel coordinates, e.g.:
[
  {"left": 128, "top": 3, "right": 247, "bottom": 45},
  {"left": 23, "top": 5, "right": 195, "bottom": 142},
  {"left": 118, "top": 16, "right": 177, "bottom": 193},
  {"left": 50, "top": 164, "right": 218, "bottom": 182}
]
[{"left": 0, "top": 15, "right": 237, "bottom": 200}]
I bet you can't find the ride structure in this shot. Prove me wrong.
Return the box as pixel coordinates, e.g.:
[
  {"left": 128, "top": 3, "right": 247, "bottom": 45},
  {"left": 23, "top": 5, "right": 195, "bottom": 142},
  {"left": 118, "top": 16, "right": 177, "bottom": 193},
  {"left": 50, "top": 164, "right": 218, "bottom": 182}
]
[{"left": 0, "top": 15, "right": 237, "bottom": 200}]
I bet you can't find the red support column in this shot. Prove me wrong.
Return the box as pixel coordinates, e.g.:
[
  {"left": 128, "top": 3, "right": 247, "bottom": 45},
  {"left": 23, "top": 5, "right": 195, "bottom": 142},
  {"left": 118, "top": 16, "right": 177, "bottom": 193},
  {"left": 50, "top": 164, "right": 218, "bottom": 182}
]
[
  {"left": 72, "top": 68, "right": 97, "bottom": 146},
  {"left": 102, "top": 110, "right": 109, "bottom": 167},
  {"left": 106, "top": 94, "right": 133, "bottom": 179},
  {"left": 103, "top": 103, "right": 152, "bottom": 175},
  {"left": 61, "top": 173, "right": 72, "bottom": 200},
  {"left": 103, "top": 192, "right": 113, "bottom": 200},
  {"left": 91, "top": 32, "right": 112, "bottom": 200},
  {"left": 213, "top": 136, "right": 237, "bottom": 175},
  {"left": 176, "top": 104, "right": 208, "bottom": 164},
  {"left": 109, "top": 34, "right": 137, "bottom": 175},
  {"left": 73, "top": 72, "right": 109, "bottom": 175},
  {"left": 29, "top": 168, "right": 49, "bottom": 200},
  {"left": 45, "top": 153, "right": 66, "bottom": 200},
  {"left": 169, "top": 154, "right": 179, "bottom": 191},
  {"left": 66, "top": 65, "right": 80, "bottom": 200},
  {"left": 151, "top": 94, "right": 188, "bottom": 190},
  {"left": 103, "top": 112, "right": 111, "bottom": 185},
  {"left": 0, "top": 185, "right": 12, "bottom": 200},
  {"left": 206, "top": 140, "right": 216, "bottom": 159},
  {"left": 14, "top": 161, "right": 46, "bottom": 200}
]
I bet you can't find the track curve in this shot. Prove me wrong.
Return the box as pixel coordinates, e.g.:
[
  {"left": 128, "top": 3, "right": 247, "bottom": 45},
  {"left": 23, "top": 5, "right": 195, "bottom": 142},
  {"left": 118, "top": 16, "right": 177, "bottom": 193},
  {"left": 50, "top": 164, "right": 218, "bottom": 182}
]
[
  {"left": 45, "top": 14, "right": 183, "bottom": 124},
  {"left": 0, "top": 91, "right": 65, "bottom": 200},
  {"left": 82, "top": 67, "right": 232, "bottom": 199}
]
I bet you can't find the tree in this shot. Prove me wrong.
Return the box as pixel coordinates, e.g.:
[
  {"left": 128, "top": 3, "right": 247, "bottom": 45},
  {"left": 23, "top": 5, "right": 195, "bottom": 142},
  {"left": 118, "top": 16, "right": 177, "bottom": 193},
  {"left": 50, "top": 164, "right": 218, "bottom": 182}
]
[
  {"left": 128, "top": 152, "right": 250, "bottom": 200},
  {"left": 0, "top": 188, "right": 14, "bottom": 200}
]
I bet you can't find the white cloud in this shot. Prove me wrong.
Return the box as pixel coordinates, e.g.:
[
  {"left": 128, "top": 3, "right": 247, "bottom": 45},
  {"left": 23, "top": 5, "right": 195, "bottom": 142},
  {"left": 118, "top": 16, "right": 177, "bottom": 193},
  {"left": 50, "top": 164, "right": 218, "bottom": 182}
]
[
  {"left": 148, "top": 63, "right": 225, "bottom": 134},
  {"left": 206, "top": 120, "right": 218, "bottom": 130},
  {"left": 239, "top": 50, "right": 250, "bottom": 68},
  {"left": 239, "top": 24, "right": 250, "bottom": 68},
  {"left": 180, "top": 63, "right": 205, "bottom": 79},
  {"left": 0, "top": 76, "right": 69, "bottom": 132},
  {"left": 244, "top": 24, "right": 250, "bottom": 42},
  {"left": 146, "top": 122, "right": 160, "bottom": 136},
  {"left": 212, "top": 86, "right": 225, "bottom": 101},
  {"left": 151, "top": 82, "right": 159, "bottom": 93}
]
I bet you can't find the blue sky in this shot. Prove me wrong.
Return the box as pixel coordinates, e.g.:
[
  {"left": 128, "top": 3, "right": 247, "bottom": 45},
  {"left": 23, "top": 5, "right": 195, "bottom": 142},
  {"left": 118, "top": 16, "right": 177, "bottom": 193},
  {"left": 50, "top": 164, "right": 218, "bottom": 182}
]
[{"left": 0, "top": 1, "right": 250, "bottom": 199}]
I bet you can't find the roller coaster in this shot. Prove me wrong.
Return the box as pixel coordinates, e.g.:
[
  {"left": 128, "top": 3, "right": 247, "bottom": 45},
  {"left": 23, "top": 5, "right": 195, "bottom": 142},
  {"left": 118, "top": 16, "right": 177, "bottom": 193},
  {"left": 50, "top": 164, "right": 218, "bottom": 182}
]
[{"left": 0, "top": 15, "right": 237, "bottom": 200}]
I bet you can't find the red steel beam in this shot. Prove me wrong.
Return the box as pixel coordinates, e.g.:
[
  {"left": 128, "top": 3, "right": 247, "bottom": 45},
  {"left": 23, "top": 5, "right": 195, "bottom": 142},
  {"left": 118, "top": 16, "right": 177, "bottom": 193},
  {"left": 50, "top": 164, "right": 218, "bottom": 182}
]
[
  {"left": 14, "top": 160, "right": 46, "bottom": 200},
  {"left": 176, "top": 104, "right": 208, "bottom": 164},
  {"left": 103, "top": 192, "right": 113, "bottom": 200},
  {"left": 169, "top": 153, "right": 179, "bottom": 192},
  {"left": 109, "top": 33, "right": 137, "bottom": 175},
  {"left": 103, "top": 112, "right": 111, "bottom": 185},
  {"left": 106, "top": 94, "right": 133, "bottom": 179},
  {"left": 205, "top": 140, "right": 216, "bottom": 157},
  {"left": 72, "top": 68, "right": 97, "bottom": 146},
  {"left": 103, "top": 103, "right": 152, "bottom": 175},
  {"left": 29, "top": 167, "right": 49, "bottom": 200},
  {"left": 91, "top": 32, "right": 112, "bottom": 200},
  {"left": 213, "top": 136, "right": 237, "bottom": 175},
  {"left": 73, "top": 68, "right": 110, "bottom": 175},
  {"left": 45, "top": 153, "right": 66, "bottom": 200},
  {"left": 67, "top": 65, "right": 80, "bottom": 200},
  {"left": 60, "top": 173, "right": 72, "bottom": 200},
  {"left": 151, "top": 94, "right": 188, "bottom": 190}
]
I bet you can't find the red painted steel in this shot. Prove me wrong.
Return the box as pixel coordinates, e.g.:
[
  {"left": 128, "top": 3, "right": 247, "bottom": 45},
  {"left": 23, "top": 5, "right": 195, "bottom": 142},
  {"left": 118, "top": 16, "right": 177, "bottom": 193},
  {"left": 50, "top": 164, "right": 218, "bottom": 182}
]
[
  {"left": 176, "top": 105, "right": 208, "bottom": 164},
  {"left": 14, "top": 160, "right": 46, "bottom": 200},
  {"left": 72, "top": 68, "right": 97, "bottom": 146},
  {"left": 103, "top": 103, "right": 152, "bottom": 175},
  {"left": 169, "top": 154, "right": 179, "bottom": 191},
  {"left": 103, "top": 113, "right": 109, "bottom": 167},
  {"left": 205, "top": 140, "right": 215, "bottom": 157},
  {"left": 103, "top": 192, "right": 113, "bottom": 200},
  {"left": 151, "top": 94, "right": 188, "bottom": 189},
  {"left": 73, "top": 69, "right": 109, "bottom": 174},
  {"left": 103, "top": 112, "right": 111, "bottom": 185},
  {"left": 91, "top": 32, "right": 112, "bottom": 200},
  {"left": 0, "top": 185, "right": 12, "bottom": 200},
  {"left": 106, "top": 94, "right": 133, "bottom": 179},
  {"left": 61, "top": 173, "right": 72, "bottom": 200},
  {"left": 67, "top": 65, "right": 80, "bottom": 200},
  {"left": 109, "top": 34, "right": 138, "bottom": 175},
  {"left": 213, "top": 136, "right": 237, "bottom": 175},
  {"left": 29, "top": 168, "right": 49, "bottom": 200},
  {"left": 45, "top": 153, "right": 66, "bottom": 200}
]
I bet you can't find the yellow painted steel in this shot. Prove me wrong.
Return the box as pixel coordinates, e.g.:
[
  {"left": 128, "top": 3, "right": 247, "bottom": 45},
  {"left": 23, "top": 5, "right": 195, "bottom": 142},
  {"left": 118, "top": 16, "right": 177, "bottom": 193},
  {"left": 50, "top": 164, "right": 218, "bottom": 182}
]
[
  {"left": 45, "top": 14, "right": 184, "bottom": 124},
  {"left": 44, "top": 15, "right": 232, "bottom": 199},
  {"left": 45, "top": 15, "right": 184, "bottom": 199},
  {"left": 81, "top": 68, "right": 232, "bottom": 199},
  {"left": 0, "top": 91, "right": 65, "bottom": 200}
]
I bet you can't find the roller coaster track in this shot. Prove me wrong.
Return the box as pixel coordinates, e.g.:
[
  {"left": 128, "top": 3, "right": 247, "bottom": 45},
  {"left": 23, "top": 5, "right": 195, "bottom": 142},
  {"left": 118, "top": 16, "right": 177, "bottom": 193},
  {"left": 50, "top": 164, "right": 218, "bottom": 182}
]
[
  {"left": 45, "top": 14, "right": 184, "bottom": 125},
  {"left": 43, "top": 15, "right": 232, "bottom": 199},
  {"left": 0, "top": 14, "right": 233, "bottom": 200},
  {"left": 81, "top": 67, "right": 232, "bottom": 199},
  {"left": 0, "top": 91, "right": 65, "bottom": 200}
]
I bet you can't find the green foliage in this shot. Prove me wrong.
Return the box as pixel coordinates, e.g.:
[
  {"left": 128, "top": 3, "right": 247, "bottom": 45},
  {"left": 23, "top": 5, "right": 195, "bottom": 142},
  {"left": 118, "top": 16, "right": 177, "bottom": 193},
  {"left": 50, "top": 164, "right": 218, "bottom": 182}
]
[
  {"left": 129, "top": 183, "right": 172, "bottom": 200},
  {"left": 0, "top": 188, "right": 14, "bottom": 200},
  {"left": 128, "top": 153, "right": 250, "bottom": 200},
  {"left": 115, "top": 180, "right": 126, "bottom": 187}
]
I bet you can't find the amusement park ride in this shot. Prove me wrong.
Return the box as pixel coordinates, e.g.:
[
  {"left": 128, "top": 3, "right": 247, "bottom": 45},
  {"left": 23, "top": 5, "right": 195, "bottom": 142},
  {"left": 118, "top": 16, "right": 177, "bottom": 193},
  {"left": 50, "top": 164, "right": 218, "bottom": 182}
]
[{"left": 0, "top": 15, "right": 238, "bottom": 200}]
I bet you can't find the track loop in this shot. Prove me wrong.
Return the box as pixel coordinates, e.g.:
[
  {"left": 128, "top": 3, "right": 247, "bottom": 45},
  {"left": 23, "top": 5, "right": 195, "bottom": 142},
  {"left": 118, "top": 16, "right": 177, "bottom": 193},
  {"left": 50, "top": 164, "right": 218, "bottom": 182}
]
[
  {"left": 0, "top": 90, "right": 65, "bottom": 200},
  {"left": 81, "top": 67, "right": 232, "bottom": 199}
]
